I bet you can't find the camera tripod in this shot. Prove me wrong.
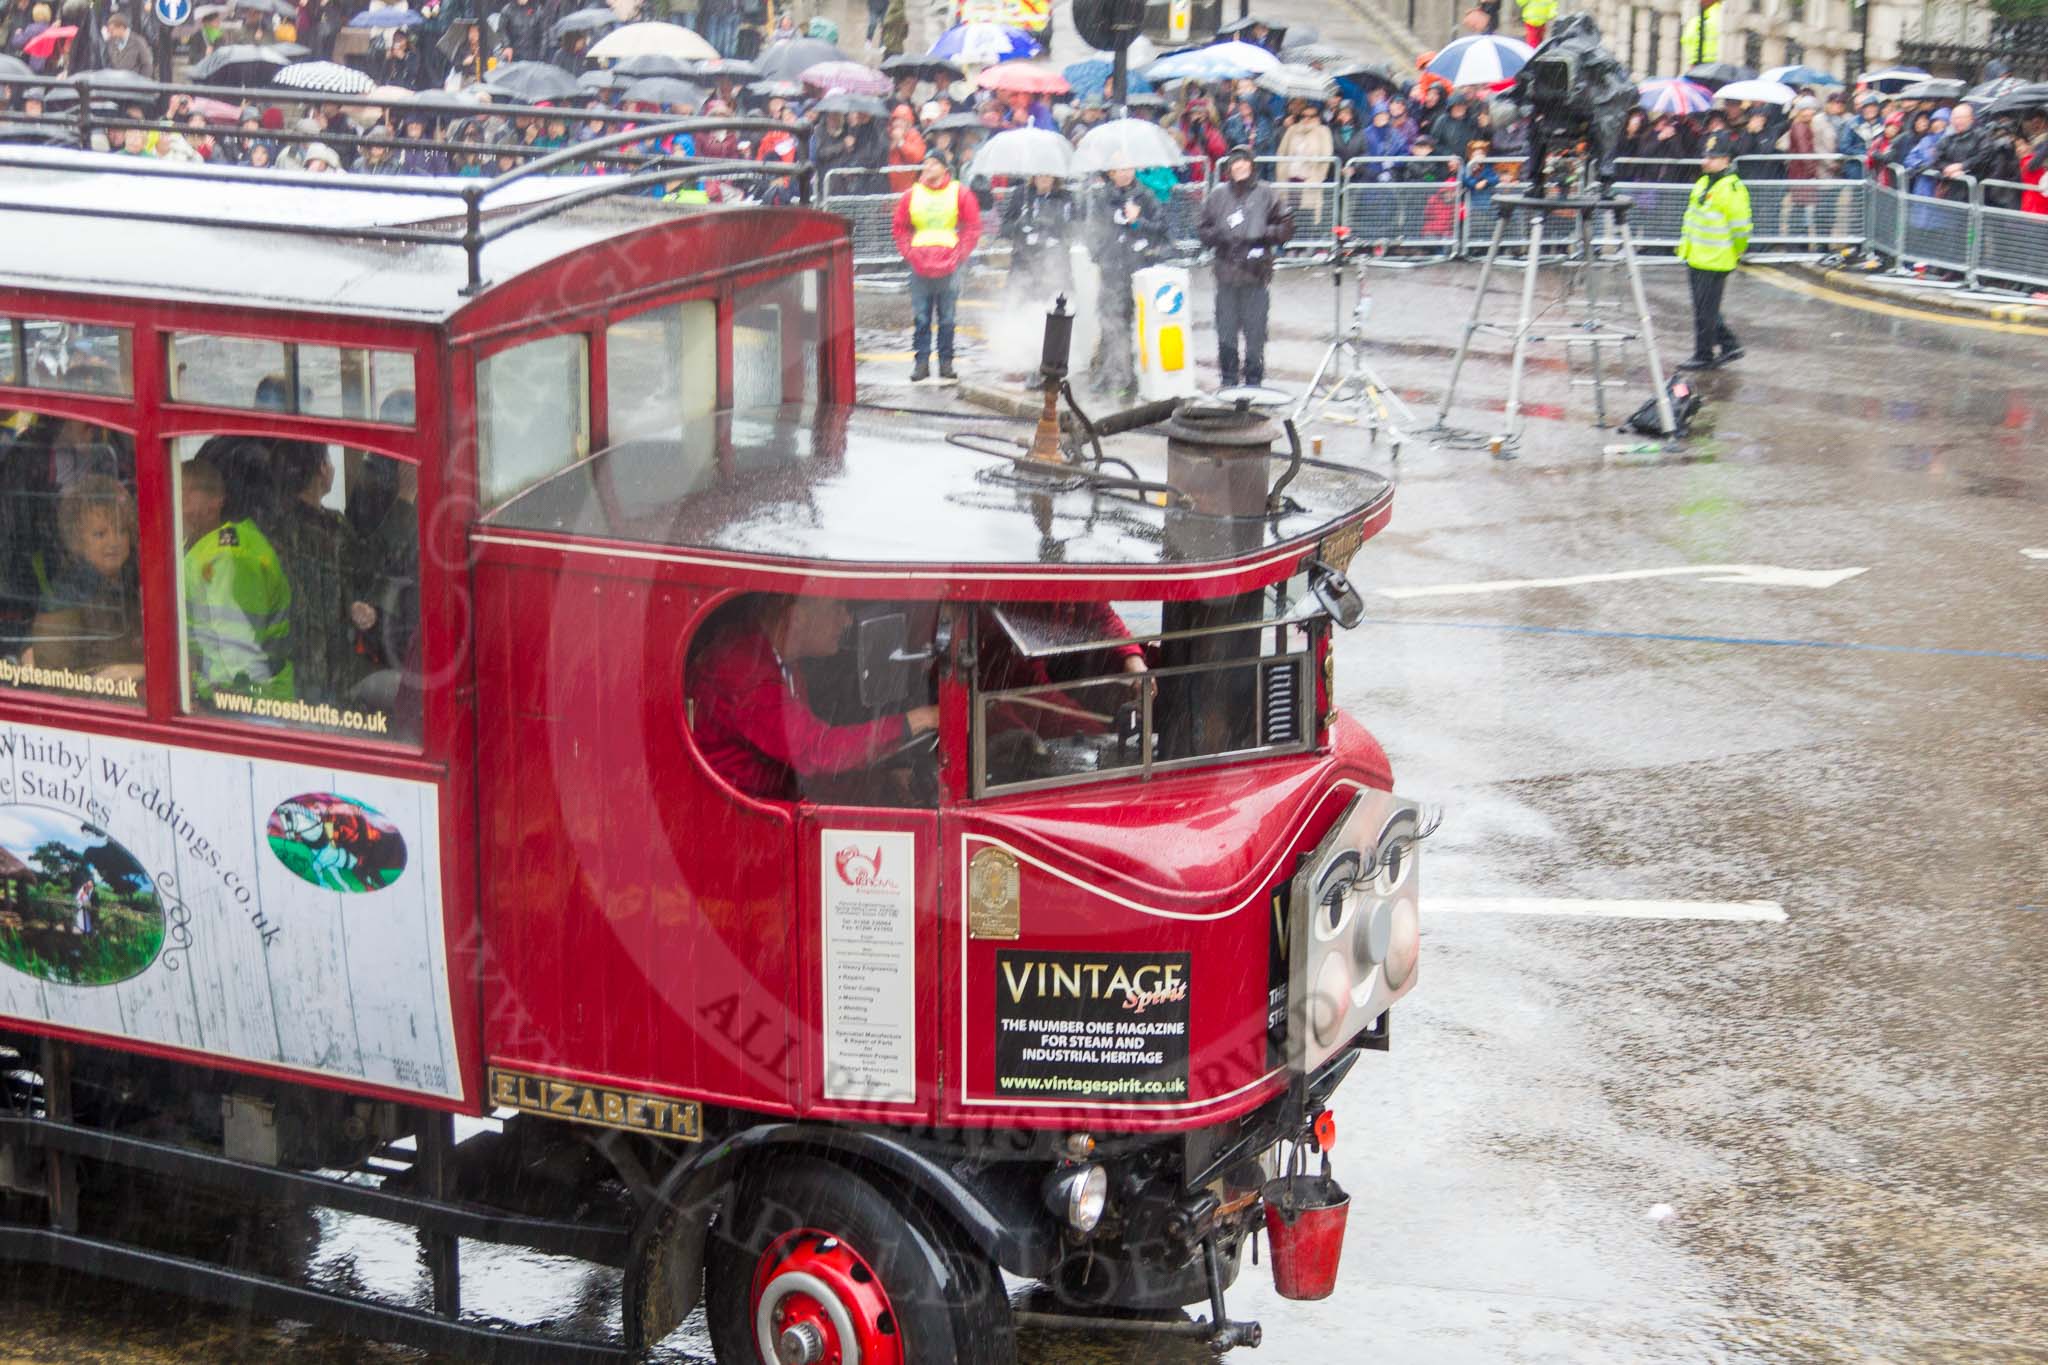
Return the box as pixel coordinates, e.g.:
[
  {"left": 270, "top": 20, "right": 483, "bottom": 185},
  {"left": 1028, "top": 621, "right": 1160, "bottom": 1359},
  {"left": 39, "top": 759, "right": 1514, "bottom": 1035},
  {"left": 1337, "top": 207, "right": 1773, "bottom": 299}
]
[
  {"left": 1289, "top": 231, "right": 1419, "bottom": 459},
  {"left": 1434, "top": 191, "right": 1678, "bottom": 457}
]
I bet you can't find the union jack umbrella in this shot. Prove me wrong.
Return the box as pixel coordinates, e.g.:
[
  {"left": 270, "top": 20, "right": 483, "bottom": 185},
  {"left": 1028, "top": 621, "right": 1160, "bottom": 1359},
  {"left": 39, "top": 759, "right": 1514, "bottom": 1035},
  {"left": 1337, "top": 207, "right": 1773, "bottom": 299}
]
[{"left": 1637, "top": 78, "right": 1713, "bottom": 116}]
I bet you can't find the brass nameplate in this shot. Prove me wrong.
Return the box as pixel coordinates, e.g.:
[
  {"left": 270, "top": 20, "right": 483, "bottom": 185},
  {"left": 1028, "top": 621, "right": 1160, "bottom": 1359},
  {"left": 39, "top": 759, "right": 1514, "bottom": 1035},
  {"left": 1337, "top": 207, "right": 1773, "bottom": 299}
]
[
  {"left": 967, "top": 846, "right": 1021, "bottom": 940},
  {"left": 1317, "top": 520, "right": 1367, "bottom": 576},
  {"left": 489, "top": 1067, "right": 703, "bottom": 1142}
]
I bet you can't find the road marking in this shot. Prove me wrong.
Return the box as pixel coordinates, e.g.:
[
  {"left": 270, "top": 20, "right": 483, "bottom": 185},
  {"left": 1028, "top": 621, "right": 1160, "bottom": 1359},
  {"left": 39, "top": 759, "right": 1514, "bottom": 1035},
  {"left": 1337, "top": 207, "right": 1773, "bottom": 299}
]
[
  {"left": 1430, "top": 896, "right": 1787, "bottom": 923},
  {"left": 1744, "top": 266, "right": 2048, "bottom": 337},
  {"left": 1378, "top": 563, "right": 1867, "bottom": 600},
  {"left": 1366, "top": 615, "right": 2048, "bottom": 662},
  {"left": 2024, "top": 548, "right": 2048, "bottom": 560}
]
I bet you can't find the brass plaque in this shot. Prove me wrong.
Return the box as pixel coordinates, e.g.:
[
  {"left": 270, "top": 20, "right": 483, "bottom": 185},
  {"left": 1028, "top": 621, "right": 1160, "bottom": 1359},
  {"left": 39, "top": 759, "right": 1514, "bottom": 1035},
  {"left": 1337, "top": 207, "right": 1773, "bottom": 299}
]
[
  {"left": 1317, "top": 519, "right": 1367, "bottom": 576},
  {"left": 489, "top": 1067, "right": 703, "bottom": 1142},
  {"left": 967, "top": 846, "right": 1022, "bottom": 940}
]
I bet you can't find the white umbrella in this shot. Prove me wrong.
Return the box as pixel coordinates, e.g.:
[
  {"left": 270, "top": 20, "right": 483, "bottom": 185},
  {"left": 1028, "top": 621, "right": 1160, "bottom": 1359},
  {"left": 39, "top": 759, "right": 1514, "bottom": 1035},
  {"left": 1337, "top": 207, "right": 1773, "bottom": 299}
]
[
  {"left": 967, "top": 127, "right": 1074, "bottom": 180},
  {"left": 274, "top": 60, "right": 376, "bottom": 95},
  {"left": 1856, "top": 66, "right": 1930, "bottom": 94},
  {"left": 588, "top": 21, "right": 716, "bottom": 62},
  {"left": 1073, "top": 117, "right": 1184, "bottom": 173},
  {"left": 1142, "top": 41, "right": 1281, "bottom": 83},
  {"left": 1715, "top": 78, "right": 1796, "bottom": 105},
  {"left": 1257, "top": 63, "right": 1334, "bottom": 103}
]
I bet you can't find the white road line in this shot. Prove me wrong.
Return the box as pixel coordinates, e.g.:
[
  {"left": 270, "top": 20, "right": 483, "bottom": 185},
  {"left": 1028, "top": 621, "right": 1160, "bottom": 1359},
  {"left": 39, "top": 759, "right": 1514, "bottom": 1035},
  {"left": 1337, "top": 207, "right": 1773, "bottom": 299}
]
[
  {"left": 2024, "top": 548, "right": 2048, "bottom": 560},
  {"left": 1378, "top": 564, "right": 1867, "bottom": 600},
  {"left": 1428, "top": 896, "right": 1787, "bottom": 923}
]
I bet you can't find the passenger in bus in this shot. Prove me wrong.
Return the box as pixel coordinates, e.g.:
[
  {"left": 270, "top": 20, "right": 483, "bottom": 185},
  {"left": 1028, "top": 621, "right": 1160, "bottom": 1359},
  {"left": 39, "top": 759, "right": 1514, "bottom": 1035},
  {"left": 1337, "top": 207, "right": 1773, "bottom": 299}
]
[
  {"left": 689, "top": 596, "right": 939, "bottom": 801},
  {"left": 20, "top": 475, "right": 143, "bottom": 680},
  {"left": 342, "top": 448, "right": 420, "bottom": 721},
  {"left": 184, "top": 439, "right": 293, "bottom": 702},
  {"left": 266, "top": 441, "right": 372, "bottom": 705},
  {"left": 0, "top": 417, "right": 131, "bottom": 648}
]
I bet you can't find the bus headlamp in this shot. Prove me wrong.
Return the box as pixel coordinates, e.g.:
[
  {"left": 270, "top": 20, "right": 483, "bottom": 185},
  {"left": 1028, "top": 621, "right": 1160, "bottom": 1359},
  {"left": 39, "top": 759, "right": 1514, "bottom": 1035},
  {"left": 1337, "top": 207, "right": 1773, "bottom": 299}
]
[{"left": 1045, "top": 1164, "right": 1108, "bottom": 1235}]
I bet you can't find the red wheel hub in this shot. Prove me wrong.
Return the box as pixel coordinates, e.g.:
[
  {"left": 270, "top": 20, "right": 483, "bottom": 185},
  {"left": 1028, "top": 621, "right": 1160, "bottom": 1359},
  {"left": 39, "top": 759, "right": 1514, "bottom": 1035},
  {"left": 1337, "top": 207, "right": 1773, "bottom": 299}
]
[{"left": 750, "top": 1227, "right": 903, "bottom": 1365}]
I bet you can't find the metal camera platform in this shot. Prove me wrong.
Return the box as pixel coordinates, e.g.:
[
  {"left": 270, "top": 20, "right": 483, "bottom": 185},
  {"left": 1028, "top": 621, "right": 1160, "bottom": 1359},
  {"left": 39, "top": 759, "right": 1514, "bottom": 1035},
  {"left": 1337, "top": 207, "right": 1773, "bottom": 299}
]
[{"left": 1435, "top": 192, "right": 1678, "bottom": 458}]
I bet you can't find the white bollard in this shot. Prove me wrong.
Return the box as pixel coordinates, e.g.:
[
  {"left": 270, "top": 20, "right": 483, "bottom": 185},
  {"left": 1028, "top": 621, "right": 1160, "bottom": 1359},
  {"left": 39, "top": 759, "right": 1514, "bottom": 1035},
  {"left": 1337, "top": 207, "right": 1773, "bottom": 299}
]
[{"left": 1133, "top": 265, "right": 1199, "bottom": 402}]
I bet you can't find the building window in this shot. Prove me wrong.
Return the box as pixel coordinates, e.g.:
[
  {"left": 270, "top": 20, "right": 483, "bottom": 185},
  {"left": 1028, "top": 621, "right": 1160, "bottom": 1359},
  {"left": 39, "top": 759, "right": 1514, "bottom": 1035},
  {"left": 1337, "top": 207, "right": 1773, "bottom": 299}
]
[
  {"left": 1744, "top": 32, "right": 1765, "bottom": 68},
  {"left": 1647, "top": 13, "right": 1662, "bottom": 74}
]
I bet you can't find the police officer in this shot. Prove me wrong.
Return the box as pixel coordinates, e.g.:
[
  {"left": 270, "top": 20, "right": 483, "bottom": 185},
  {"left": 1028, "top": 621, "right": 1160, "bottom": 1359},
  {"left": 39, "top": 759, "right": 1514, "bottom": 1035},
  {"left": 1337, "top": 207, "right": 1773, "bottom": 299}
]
[
  {"left": 1197, "top": 144, "right": 1295, "bottom": 391},
  {"left": 1676, "top": 129, "right": 1752, "bottom": 371}
]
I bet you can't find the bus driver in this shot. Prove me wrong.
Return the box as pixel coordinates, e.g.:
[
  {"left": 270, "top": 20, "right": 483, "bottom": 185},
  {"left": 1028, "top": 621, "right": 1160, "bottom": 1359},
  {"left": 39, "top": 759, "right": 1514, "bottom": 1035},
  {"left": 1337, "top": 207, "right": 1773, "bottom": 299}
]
[{"left": 689, "top": 596, "right": 938, "bottom": 800}]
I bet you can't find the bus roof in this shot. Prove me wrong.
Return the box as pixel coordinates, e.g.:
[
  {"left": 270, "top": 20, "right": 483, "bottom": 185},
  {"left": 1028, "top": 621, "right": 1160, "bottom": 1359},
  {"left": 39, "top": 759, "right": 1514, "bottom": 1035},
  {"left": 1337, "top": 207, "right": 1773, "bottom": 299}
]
[
  {"left": 476, "top": 404, "right": 1392, "bottom": 580},
  {"left": 0, "top": 148, "right": 706, "bottom": 321}
]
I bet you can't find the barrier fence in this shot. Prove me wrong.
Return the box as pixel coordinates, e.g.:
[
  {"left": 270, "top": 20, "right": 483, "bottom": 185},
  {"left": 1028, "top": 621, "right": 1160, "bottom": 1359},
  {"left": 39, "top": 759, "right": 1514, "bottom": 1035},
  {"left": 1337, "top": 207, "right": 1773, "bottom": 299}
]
[{"left": 819, "top": 156, "right": 2047, "bottom": 291}]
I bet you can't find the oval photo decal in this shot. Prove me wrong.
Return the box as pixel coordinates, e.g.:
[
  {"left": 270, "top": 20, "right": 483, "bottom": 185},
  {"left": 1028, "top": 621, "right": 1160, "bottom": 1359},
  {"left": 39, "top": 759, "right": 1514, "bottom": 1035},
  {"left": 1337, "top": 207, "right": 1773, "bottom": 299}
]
[
  {"left": 267, "top": 793, "right": 407, "bottom": 893},
  {"left": 0, "top": 804, "right": 165, "bottom": 986}
]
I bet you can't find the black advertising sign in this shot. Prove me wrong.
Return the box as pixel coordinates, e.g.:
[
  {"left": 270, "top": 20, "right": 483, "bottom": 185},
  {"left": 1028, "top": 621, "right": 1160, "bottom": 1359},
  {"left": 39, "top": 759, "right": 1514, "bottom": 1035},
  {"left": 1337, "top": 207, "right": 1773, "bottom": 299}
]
[{"left": 995, "top": 950, "right": 1191, "bottom": 1102}]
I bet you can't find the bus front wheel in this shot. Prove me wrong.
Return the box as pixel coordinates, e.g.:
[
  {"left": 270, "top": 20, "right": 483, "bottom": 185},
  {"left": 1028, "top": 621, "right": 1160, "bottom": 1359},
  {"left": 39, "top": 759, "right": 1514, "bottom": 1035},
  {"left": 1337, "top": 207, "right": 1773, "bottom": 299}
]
[{"left": 707, "top": 1157, "right": 1015, "bottom": 1365}]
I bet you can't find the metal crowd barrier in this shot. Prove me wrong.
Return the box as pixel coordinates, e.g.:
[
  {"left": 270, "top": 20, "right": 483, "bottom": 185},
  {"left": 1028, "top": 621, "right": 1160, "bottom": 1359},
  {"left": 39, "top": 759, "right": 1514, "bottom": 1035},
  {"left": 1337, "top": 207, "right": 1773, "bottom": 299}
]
[
  {"left": 1256, "top": 154, "right": 1342, "bottom": 248},
  {"left": 818, "top": 153, "right": 2047, "bottom": 294}
]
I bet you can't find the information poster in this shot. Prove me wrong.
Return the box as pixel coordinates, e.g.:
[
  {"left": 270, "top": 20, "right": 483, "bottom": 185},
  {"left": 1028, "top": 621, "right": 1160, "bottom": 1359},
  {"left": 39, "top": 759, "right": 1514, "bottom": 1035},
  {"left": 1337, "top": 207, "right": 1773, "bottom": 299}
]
[
  {"left": 0, "top": 720, "right": 462, "bottom": 1100},
  {"left": 820, "top": 829, "right": 917, "bottom": 1104},
  {"left": 995, "top": 950, "right": 1191, "bottom": 1102}
]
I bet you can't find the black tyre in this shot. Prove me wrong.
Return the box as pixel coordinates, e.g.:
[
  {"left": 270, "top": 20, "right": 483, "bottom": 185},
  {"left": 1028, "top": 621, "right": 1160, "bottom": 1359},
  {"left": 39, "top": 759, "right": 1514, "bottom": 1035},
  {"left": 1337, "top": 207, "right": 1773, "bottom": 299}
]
[{"left": 706, "top": 1156, "right": 1015, "bottom": 1365}]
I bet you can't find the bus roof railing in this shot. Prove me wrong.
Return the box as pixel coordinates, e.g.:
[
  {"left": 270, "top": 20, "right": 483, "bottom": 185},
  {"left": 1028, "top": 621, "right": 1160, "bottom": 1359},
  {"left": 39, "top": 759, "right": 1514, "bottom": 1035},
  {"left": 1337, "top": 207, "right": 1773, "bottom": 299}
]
[{"left": 0, "top": 100, "right": 819, "bottom": 295}]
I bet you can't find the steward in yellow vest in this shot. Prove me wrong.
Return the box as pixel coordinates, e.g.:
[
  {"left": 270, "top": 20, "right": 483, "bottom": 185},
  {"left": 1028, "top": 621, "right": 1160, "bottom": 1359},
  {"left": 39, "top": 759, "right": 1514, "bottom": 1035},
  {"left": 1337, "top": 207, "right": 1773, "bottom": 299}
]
[
  {"left": 1676, "top": 131, "right": 1751, "bottom": 370},
  {"left": 1681, "top": 0, "right": 1723, "bottom": 65},
  {"left": 889, "top": 153, "right": 984, "bottom": 383}
]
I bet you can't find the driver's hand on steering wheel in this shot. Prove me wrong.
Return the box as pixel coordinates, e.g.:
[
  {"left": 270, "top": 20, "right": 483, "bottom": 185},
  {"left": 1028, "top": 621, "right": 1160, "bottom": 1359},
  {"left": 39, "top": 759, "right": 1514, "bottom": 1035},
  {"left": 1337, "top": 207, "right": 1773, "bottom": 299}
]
[{"left": 905, "top": 704, "right": 941, "bottom": 735}]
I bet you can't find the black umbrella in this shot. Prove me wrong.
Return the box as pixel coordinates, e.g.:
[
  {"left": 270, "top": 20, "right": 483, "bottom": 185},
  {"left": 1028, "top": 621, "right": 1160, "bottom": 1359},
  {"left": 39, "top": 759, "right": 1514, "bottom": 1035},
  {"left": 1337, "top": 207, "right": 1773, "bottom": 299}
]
[
  {"left": 1684, "top": 62, "right": 1756, "bottom": 90},
  {"left": 578, "top": 68, "right": 627, "bottom": 93},
  {"left": 188, "top": 43, "right": 294, "bottom": 86},
  {"left": 812, "top": 90, "right": 888, "bottom": 117},
  {"left": 880, "top": 54, "right": 961, "bottom": 83},
  {"left": 612, "top": 52, "right": 695, "bottom": 79},
  {"left": 1328, "top": 61, "right": 1397, "bottom": 95},
  {"left": 1895, "top": 77, "right": 1965, "bottom": 101},
  {"left": 925, "top": 110, "right": 987, "bottom": 133},
  {"left": 1216, "top": 16, "right": 1286, "bottom": 48},
  {"left": 757, "top": 37, "right": 847, "bottom": 81},
  {"left": 694, "top": 57, "right": 764, "bottom": 82},
  {"left": 1980, "top": 82, "right": 2048, "bottom": 121},
  {"left": 0, "top": 121, "right": 77, "bottom": 145},
  {"left": 0, "top": 53, "right": 31, "bottom": 83},
  {"left": 622, "top": 77, "right": 707, "bottom": 108},
  {"left": 549, "top": 6, "right": 618, "bottom": 42},
  {"left": 484, "top": 61, "right": 584, "bottom": 103}
]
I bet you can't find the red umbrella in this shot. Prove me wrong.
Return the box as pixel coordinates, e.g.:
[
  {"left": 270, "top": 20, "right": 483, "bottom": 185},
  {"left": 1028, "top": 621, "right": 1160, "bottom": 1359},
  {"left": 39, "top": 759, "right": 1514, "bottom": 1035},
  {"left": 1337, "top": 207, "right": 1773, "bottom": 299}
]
[
  {"left": 975, "top": 60, "right": 1068, "bottom": 95},
  {"left": 22, "top": 25, "right": 78, "bottom": 60}
]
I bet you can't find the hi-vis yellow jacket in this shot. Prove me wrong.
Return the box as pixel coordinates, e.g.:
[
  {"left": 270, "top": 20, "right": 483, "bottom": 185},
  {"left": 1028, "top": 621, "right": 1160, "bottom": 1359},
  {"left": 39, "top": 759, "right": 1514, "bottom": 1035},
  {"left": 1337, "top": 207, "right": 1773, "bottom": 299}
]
[{"left": 1678, "top": 170, "right": 1752, "bottom": 272}]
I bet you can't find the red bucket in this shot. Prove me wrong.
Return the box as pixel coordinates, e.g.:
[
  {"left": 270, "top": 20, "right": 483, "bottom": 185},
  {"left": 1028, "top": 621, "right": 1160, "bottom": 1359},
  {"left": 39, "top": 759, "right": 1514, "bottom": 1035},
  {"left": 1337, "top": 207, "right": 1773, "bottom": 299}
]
[{"left": 1261, "top": 1173, "right": 1350, "bottom": 1301}]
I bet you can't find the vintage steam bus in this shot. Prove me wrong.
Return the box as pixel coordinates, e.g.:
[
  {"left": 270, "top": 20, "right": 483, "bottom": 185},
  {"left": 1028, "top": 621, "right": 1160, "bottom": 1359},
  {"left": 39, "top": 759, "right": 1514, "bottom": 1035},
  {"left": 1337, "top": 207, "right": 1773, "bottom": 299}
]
[{"left": 0, "top": 136, "right": 1421, "bottom": 1362}]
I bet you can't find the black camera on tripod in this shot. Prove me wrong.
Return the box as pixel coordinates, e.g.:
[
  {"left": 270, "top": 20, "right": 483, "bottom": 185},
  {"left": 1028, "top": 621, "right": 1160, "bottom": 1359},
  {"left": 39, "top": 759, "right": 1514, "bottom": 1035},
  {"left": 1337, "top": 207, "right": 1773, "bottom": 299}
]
[{"left": 1502, "top": 15, "right": 1636, "bottom": 197}]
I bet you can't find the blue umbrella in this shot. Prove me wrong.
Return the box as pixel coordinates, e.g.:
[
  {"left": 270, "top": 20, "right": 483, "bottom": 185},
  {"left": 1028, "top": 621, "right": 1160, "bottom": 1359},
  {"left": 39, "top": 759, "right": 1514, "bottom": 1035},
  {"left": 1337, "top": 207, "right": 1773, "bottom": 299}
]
[
  {"left": 929, "top": 22, "right": 1040, "bottom": 65},
  {"left": 347, "top": 7, "right": 424, "bottom": 28},
  {"left": 1142, "top": 41, "right": 1281, "bottom": 84},
  {"left": 1760, "top": 63, "right": 1841, "bottom": 88},
  {"left": 1061, "top": 58, "right": 1152, "bottom": 99},
  {"left": 1425, "top": 34, "right": 1532, "bottom": 87}
]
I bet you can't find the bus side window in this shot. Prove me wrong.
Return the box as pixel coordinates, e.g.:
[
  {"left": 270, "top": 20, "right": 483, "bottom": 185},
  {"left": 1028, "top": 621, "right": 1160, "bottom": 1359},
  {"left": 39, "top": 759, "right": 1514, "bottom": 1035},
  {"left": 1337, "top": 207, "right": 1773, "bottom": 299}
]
[
  {"left": 477, "top": 333, "right": 589, "bottom": 507},
  {"left": 0, "top": 414, "right": 143, "bottom": 707},
  {"left": 175, "top": 434, "right": 421, "bottom": 745},
  {"left": 733, "top": 271, "right": 821, "bottom": 410}
]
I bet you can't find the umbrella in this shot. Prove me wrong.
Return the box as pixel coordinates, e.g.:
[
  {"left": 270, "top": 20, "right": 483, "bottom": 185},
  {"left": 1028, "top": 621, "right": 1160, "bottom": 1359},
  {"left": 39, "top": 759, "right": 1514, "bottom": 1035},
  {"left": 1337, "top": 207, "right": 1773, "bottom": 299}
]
[
  {"left": 801, "top": 60, "right": 889, "bottom": 95},
  {"left": 1284, "top": 43, "right": 1350, "bottom": 71},
  {"left": 1278, "top": 26, "right": 1321, "bottom": 51},
  {"left": 0, "top": 53, "right": 31, "bottom": 83},
  {"left": 1684, "top": 62, "right": 1756, "bottom": 90},
  {"left": 811, "top": 90, "right": 888, "bottom": 117},
  {"left": 20, "top": 26, "right": 78, "bottom": 61},
  {"left": 745, "top": 79, "right": 805, "bottom": 100},
  {"left": 1124, "top": 91, "right": 1169, "bottom": 113},
  {"left": 881, "top": 54, "right": 961, "bottom": 83},
  {"left": 275, "top": 60, "right": 376, "bottom": 95},
  {"left": 622, "top": 77, "right": 706, "bottom": 108},
  {"left": 1856, "top": 66, "right": 1930, "bottom": 94},
  {"left": 1759, "top": 63, "right": 1840, "bottom": 88},
  {"left": 186, "top": 42, "right": 293, "bottom": 85},
  {"left": 589, "top": 21, "right": 716, "bottom": 62},
  {"left": 967, "top": 126, "right": 1074, "bottom": 179},
  {"left": 483, "top": 61, "right": 583, "bottom": 103},
  {"left": 1074, "top": 116, "right": 1184, "bottom": 172},
  {"left": 1217, "top": 16, "right": 1286, "bottom": 46},
  {"left": 1638, "top": 77, "right": 1713, "bottom": 115},
  {"left": 757, "top": 37, "right": 848, "bottom": 81},
  {"left": 190, "top": 96, "right": 245, "bottom": 120},
  {"left": 367, "top": 83, "right": 415, "bottom": 105},
  {"left": 1257, "top": 63, "right": 1334, "bottom": 103},
  {"left": 1142, "top": 41, "right": 1281, "bottom": 83},
  {"left": 0, "top": 121, "right": 76, "bottom": 145},
  {"left": 1980, "top": 82, "right": 2048, "bottom": 121},
  {"left": 1894, "top": 77, "right": 1966, "bottom": 101},
  {"left": 925, "top": 110, "right": 988, "bottom": 133},
  {"left": 976, "top": 60, "right": 1067, "bottom": 95},
  {"left": 1061, "top": 57, "right": 1153, "bottom": 99},
  {"left": 549, "top": 6, "right": 618, "bottom": 41},
  {"left": 1329, "top": 62, "right": 1398, "bottom": 99},
  {"left": 1715, "top": 79, "right": 1796, "bottom": 105},
  {"left": 928, "top": 21, "right": 1040, "bottom": 65},
  {"left": 1424, "top": 34, "right": 1532, "bottom": 87},
  {"left": 612, "top": 53, "right": 694, "bottom": 78},
  {"left": 1967, "top": 75, "right": 2029, "bottom": 102},
  {"left": 219, "top": 0, "right": 294, "bottom": 15},
  {"left": 347, "top": 7, "right": 424, "bottom": 27},
  {"left": 695, "top": 57, "right": 764, "bottom": 81},
  {"left": 578, "top": 68, "right": 627, "bottom": 93}
]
